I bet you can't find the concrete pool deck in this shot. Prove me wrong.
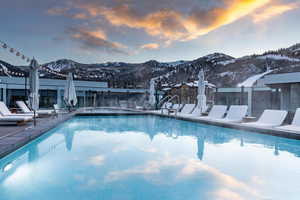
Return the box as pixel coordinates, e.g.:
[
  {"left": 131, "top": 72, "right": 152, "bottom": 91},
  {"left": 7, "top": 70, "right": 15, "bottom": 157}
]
[
  {"left": 0, "top": 113, "right": 75, "bottom": 158},
  {"left": 77, "top": 107, "right": 300, "bottom": 140},
  {"left": 145, "top": 110, "right": 300, "bottom": 140},
  {"left": 1, "top": 107, "right": 300, "bottom": 159}
]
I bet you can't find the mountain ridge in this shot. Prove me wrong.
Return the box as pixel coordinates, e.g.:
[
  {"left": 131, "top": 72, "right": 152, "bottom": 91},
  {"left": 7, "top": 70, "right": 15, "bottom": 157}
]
[{"left": 1, "top": 43, "right": 300, "bottom": 88}]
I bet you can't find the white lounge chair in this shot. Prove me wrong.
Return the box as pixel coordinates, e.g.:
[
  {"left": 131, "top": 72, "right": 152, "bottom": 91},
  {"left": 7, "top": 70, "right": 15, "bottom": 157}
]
[
  {"left": 242, "top": 110, "right": 288, "bottom": 128},
  {"left": 215, "top": 105, "right": 248, "bottom": 123},
  {"left": 16, "top": 101, "right": 53, "bottom": 115},
  {"left": 53, "top": 104, "right": 69, "bottom": 114},
  {"left": 190, "top": 107, "right": 203, "bottom": 116},
  {"left": 277, "top": 108, "right": 300, "bottom": 132},
  {"left": 0, "top": 114, "right": 32, "bottom": 125},
  {"left": 0, "top": 101, "right": 34, "bottom": 118},
  {"left": 198, "top": 105, "right": 227, "bottom": 120},
  {"left": 180, "top": 104, "right": 195, "bottom": 114}
]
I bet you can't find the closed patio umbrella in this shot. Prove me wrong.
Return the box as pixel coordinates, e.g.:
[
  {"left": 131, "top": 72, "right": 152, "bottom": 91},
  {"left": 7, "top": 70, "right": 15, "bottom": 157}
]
[
  {"left": 149, "top": 78, "right": 156, "bottom": 107},
  {"left": 197, "top": 69, "right": 207, "bottom": 114},
  {"left": 29, "top": 58, "right": 40, "bottom": 125},
  {"left": 64, "top": 73, "right": 77, "bottom": 109}
]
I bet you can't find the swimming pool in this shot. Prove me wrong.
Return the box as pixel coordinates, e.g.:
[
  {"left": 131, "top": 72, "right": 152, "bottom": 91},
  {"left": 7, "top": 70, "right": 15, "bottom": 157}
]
[{"left": 1, "top": 115, "right": 300, "bottom": 200}]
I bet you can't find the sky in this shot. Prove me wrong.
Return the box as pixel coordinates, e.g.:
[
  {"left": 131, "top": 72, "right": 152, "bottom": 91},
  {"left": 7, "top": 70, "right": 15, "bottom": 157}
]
[{"left": 0, "top": 0, "right": 300, "bottom": 65}]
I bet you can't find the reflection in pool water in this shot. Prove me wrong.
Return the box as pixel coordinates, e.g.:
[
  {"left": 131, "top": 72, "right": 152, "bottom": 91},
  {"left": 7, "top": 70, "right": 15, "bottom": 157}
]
[{"left": 0, "top": 115, "right": 300, "bottom": 200}]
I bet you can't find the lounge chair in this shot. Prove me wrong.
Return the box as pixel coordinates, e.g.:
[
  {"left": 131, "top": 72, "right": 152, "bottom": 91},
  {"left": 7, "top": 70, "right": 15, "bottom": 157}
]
[
  {"left": 277, "top": 108, "right": 300, "bottom": 132},
  {"left": 190, "top": 107, "right": 202, "bottom": 116},
  {"left": 198, "top": 105, "right": 227, "bottom": 120},
  {"left": 215, "top": 105, "right": 248, "bottom": 123},
  {"left": 53, "top": 104, "right": 69, "bottom": 114},
  {"left": 16, "top": 101, "right": 53, "bottom": 115},
  {"left": 0, "top": 101, "right": 34, "bottom": 118},
  {"left": 180, "top": 104, "right": 195, "bottom": 114},
  {"left": 0, "top": 114, "right": 32, "bottom": 125},
  {"left": 242, "top": 110, "right": 288, "bottom": 128}
]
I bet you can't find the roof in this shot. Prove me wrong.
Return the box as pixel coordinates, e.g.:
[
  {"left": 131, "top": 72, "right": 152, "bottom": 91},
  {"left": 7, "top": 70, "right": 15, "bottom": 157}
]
[
  {"left": 166, "top": 81, "right": 216, "bottom": 89},
  {"left": 237, "top": 70, "right": 273, "bottom": 87},
  {"left": 263, "top": 72, "right": 300, "bottom": 85}
]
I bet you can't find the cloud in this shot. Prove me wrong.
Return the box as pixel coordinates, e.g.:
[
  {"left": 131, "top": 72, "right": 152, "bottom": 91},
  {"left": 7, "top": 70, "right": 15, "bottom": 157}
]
[
  {"left": 252, "top": 2, "right": 299, "bottom": 23},
  {"left": 68, "top": 0, "right": 271, "bottom": 43},
  {"left": 141, "top": 43, "right": 160, "bottom": 50},
  {"left": 213, "top": 189, "right": 245, "bottom": 200},
  {"left": 88, "top": 155, "right": 105, "bottom": 166},
  {"left": 67, "top": 27, "right": 129, "bottom": 54},
  {"left": 104, "top": 156, "right": 264, "bottom": 199}
]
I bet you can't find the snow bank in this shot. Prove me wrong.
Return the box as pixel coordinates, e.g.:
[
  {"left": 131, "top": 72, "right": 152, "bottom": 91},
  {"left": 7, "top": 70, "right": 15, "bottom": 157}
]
[
  {"left": 216, "top": 59, "right": 236, "bottom": 66},
  {"left": 257, "top": 55, "right": 300, "bottom": 62},
  {"left": 164, "top": 61, "right": 187, "bottom": 67},
  {"left": 219, "top": 72, "right": 234, "bottom": 77}
]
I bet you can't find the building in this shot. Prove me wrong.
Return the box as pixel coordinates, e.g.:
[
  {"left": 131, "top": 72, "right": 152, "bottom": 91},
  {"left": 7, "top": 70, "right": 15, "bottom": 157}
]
[
  {"left": 0, "top": 76, "right": 147, "bottom": 108},
  {"left": 215, "top": 70, "right": 281, "bottom": 117},
  {"left": 263, "top": 71, "right": 300, "bottom": 113},
  {"left": 162, "top": 81, "right": 216, "bottom": 105}
]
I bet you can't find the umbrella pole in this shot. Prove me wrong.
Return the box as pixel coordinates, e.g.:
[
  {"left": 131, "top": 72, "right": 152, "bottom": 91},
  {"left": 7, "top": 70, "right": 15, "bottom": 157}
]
[{"left": 34, "top": 110, "right": 36, "bottom": 126}]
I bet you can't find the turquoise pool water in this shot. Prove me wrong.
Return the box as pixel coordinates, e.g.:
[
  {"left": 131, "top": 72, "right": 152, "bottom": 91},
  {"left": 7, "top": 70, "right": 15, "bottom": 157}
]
[{"left": 1, "top": 115, "right": 300, "bottom": 200}]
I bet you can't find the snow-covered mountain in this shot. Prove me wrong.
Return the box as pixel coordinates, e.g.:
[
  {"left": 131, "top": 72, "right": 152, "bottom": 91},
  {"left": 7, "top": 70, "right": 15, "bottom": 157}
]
[{"left": 1, "top": 43, "right": 300, "bottom": 88}]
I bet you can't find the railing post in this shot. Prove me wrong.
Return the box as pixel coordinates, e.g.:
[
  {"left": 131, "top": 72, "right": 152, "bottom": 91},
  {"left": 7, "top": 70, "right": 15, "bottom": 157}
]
[{"left": 240, "top": 86, "right": 245, "bottom": 105}]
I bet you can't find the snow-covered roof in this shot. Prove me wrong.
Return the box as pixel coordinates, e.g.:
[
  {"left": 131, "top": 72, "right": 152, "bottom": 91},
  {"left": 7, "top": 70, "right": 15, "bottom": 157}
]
[
  {"left": 190, "top": 81, "right": 216, "bottom": 88},
  {"left": 237, "top": 70, "right": 273, "bottom": 87}
]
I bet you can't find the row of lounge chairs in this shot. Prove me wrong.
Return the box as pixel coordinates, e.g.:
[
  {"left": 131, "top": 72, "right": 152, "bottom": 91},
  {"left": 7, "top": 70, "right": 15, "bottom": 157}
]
[
  {"left": 0, "top": 101, "right": 66, "bottom": 125},
  {"left": 0, "top": 101, "right": 34, "bottom": 125},
  {"left": 160, "top": 103, "right": 300, "bottom": 133},
  {"left": 16, "top": 101, "right": 53, "bottom": 116}
]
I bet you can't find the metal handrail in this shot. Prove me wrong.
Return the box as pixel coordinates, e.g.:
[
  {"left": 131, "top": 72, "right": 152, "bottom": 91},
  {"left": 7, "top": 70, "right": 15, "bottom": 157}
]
[
  {"left": 166, "top": 95, "right": 179, "bottom": 105},
  {"left": 161, "top": 95, "right": 181, "bottom": 115},
  {"left": 157, "top": 95, "right": 172, "bottom": 108}
]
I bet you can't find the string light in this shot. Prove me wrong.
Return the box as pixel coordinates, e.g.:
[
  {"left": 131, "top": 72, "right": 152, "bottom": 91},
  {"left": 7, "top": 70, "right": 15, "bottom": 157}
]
[
  {"left": 0, "top": 40, "right": 32, "bottom": 63},
  {"left": 0, "top": 40, "right": 68, "bottom": 78}
]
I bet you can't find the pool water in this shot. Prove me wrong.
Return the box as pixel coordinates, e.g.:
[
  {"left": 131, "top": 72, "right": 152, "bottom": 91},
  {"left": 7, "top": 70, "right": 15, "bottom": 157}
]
[{"left": 1, "top": 115, "right": 300, "bottom": 200}]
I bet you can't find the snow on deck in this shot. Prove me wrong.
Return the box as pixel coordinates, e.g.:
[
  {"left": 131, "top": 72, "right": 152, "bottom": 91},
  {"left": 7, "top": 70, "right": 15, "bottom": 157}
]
[{"left": 237, "top": 70, "right": 273, "bottom": 87}]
